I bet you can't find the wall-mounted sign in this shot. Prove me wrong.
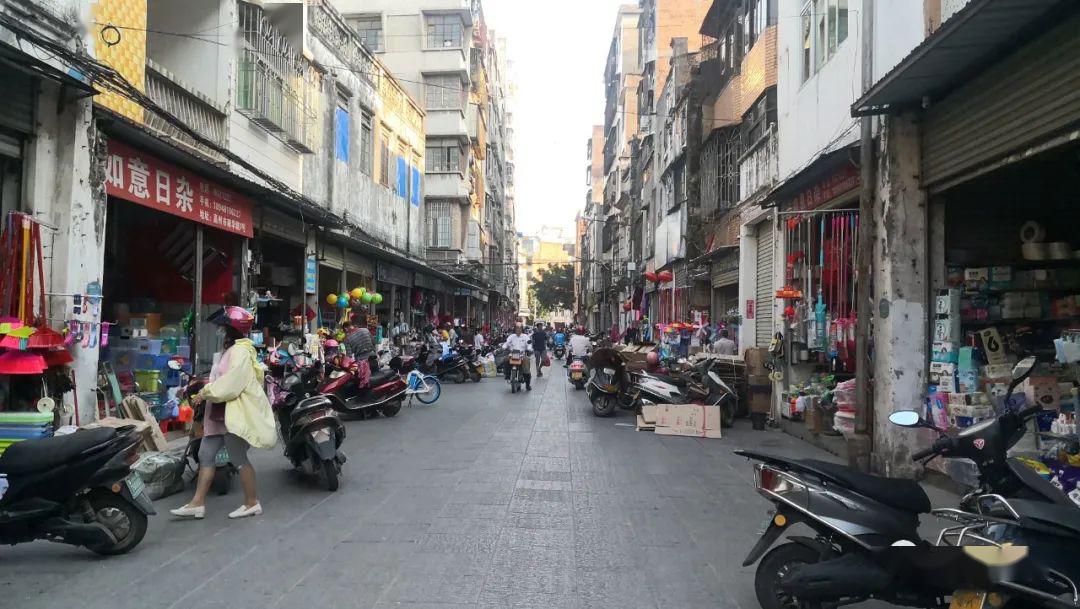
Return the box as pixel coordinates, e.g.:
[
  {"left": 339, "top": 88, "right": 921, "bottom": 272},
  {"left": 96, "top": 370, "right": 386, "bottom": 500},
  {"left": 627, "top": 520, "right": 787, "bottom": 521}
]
[
  {"left": 105, "top": 140, "right": 254, "bottom": 237},
  {"left": 304, "top": 256, "right": 318, "bottom": 294}
]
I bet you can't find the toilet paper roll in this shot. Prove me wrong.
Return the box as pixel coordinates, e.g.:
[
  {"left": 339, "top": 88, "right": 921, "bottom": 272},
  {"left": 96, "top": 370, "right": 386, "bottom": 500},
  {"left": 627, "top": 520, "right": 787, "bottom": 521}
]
[{"left": 1019, "top": 221, "right": 1046, "bottom": 244}]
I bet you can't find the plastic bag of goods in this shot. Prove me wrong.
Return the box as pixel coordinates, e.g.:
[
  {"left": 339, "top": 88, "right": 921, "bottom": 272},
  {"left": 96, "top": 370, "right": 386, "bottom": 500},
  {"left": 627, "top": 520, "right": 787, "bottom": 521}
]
[
  {"left": 833, "top": 410, "right": 856, "bottom": 435},
  {"left": 483, "top": 354, "right": 498, "bottom": 377},
  {"left": 132, "top": 451, "right": 186, "bottom": 500}
]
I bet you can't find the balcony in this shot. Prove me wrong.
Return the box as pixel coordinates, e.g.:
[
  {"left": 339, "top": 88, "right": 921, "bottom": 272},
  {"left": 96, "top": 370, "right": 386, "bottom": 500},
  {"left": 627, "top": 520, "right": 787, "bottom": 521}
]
[
  {"left": 738, "top": 124, "right": 778, "bottom": 202},
  {"left": 427, "top": 109, "right": 468, "bottom": 138},
  {"left": 696, "top": 40, "right": 737, "bottom": 101},
  {"left": 425, "top": 172, "right": 470, "bottom": 200},
  {"left": 144, "top": 60, "right": 227, "bottom": 163}
]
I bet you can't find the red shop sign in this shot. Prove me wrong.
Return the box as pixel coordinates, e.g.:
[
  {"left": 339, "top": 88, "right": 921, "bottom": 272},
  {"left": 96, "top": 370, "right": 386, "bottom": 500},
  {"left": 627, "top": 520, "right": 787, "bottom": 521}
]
[
  {"left": 104, "top": 140, "right": 254, "bottom": 238},
  {"left": 745, "top": 299, "right": 755, "bottom": 320},
  {"left": 788, "top": 163, "right": 859, "bottom": 212}
]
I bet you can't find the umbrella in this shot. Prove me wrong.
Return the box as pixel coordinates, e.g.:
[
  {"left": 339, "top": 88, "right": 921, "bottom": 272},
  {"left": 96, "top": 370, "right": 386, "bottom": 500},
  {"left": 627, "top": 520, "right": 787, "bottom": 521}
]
[
  {"left": 25, "top": 327, "right": 64, "bottom": 349},
  {"left": 0, "top": 350, "right": 47, "bottom": 374}
]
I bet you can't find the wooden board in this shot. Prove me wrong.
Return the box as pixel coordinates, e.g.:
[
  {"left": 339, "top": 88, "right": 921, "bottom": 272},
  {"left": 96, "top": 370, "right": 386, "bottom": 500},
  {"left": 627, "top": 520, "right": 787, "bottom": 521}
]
[
  {"left": 119, "top": 396, "right": 169, "bottom": 452},
  {"left": 636, "top": 415, "right": 655, "bottom": 431}
]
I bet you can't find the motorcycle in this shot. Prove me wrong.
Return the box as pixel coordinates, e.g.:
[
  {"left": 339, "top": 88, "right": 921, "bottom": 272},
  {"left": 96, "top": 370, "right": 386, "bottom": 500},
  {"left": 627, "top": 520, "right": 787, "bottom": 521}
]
[
  {"left": 0, "top": 425, "right": 155, "bottom": 555},
  {"left": 418, "top": 342, "right": 471, "bottom": 384},
  {"left": 642, "top": 357, "right": 740, "bottom": 427},
  {"left": 587, "top": 348, "right": 685, "bottom": 417},
  {"left": 738, "top": 356, "right": 1072, "bottom": 609},
  {"left": 506, "top": 350, "right": 527, "bottom": 393},
  {"left": 567, "top": 355, "right": 588, "bottom": 390},
  {"left": 553, "top": 344, "right": 566, "bottom": 362},
  {"left": 271, "top": 372, "right": 346, "bottom": 492},
  {"left": 319, "top": 355, "right": 406, "bottom": 418},
  {"left": 456, "top": 343, "right": 486, "bottom": 383}
]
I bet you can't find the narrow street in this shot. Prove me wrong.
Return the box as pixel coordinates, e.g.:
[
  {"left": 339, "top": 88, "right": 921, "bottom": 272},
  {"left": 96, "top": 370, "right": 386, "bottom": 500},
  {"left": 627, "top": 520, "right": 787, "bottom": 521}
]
[{"left": 4, "top": 372, "right": 843, "bottom": 609}]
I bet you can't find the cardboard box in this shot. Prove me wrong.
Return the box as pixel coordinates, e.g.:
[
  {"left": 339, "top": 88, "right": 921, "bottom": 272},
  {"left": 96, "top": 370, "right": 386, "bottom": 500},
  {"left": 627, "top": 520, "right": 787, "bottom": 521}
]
[
  {"left": 982, "top": 363, "right": 1013, "bottom": 380},
  {"left": 653, "top": 404, "right": 722, "bottom": 439},
  {"left": 931, "top": 341, "right": 959, "bottom": 363},
  {"left": 975, "top": 327, "right": 1007, "bottom": 365},
  {"left": 935, "top": 289, "right": 961, "bottom": 316},
  {"left": 744, "top": 347, "right": 770, "bottom": 377},
  {"left": 934, "top": 315, "right": 961, "bottom": 343},
  {"left": 1026, "top": 376, "right": 1062, "bottom": 411},
  {"left": 930, "top": 362, "right": 957, "bottom": 392},
  {"left": 640, "top": 403, "right": 658, "bottom": 424}
]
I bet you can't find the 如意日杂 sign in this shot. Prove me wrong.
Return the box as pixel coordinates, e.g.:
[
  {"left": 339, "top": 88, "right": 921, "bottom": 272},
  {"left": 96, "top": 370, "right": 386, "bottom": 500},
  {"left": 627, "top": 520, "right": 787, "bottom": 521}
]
[{"left": 104, "top": 140, "right": 254, "bottom": 238}]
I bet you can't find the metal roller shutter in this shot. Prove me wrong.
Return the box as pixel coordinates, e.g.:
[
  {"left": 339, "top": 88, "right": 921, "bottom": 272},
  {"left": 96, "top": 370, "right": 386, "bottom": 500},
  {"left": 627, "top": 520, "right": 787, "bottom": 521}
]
[
  {"left": 345, "top": 251, "right": 374, "bottom": 276},
  {"left": 923, "top": 11, "right": 1080, "bottom": 192},
  {"left": 0, "top": 66, "right": 35, "bottom": 135},
  {"left": 755, "top": 221, "right": 775, "bottom": 347},
  {"left": 321, "top": 245, "right": 344, "bottom": 270}
]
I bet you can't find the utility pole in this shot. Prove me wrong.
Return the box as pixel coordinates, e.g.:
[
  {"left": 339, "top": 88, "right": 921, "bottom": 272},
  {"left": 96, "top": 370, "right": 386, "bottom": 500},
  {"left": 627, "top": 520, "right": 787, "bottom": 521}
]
[{"left": 854, "top": 0, "right": 876, "bottom": 471}]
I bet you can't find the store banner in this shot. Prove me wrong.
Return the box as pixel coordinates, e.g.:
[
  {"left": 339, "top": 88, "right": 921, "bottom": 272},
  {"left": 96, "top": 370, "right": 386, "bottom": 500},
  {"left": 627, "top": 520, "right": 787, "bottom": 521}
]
[
  {"left": 413, "top": 273, "right": 442, "bottom": 291},
  {"left": 304, "top": 256, "right": 317, "bottom": 294},
  {"left": 104, "top": 139, "right": 254, "bottom": 238}
]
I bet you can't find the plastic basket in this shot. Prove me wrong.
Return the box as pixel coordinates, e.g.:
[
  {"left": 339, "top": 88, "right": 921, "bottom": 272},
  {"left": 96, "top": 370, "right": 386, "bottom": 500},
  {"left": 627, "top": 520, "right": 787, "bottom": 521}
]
[{"left": 0, "top": 411, "right": 53, "bottom": 425}]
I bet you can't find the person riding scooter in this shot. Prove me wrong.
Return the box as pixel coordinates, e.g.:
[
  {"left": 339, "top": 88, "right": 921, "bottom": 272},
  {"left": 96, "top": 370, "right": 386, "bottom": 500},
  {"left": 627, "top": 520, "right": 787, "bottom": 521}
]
[
  {"left": 503, "top": 323, "right": 533, "bottom": 391},
  {"left": 342, "top": 316, "right": 374, "bottom": 389},
  {"left": 552, "top": 327, "right": 566, "bottom": 362},
  {"left": 566, "top": 326, "right": 591, "bottom": 368}
]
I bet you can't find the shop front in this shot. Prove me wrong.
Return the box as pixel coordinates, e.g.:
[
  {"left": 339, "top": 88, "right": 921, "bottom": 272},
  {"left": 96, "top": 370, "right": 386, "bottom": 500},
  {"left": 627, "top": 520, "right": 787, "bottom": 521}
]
[
  {"left": 851, "top": 0, "right": 1080, "bottom": 477},
  {"left": 250, "top": 210, "right": 309, "bottom": 344},
  {"left": 376, "top": 261, "right": 412, "bottom": 341},
  {"left": 100, "top": 137, "right": 253, "bottom": 412}
]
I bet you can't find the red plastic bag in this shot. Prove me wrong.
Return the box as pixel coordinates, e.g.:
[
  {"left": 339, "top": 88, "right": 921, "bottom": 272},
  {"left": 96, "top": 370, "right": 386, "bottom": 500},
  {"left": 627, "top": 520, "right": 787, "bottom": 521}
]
[{"left": 542, "top": 352, "right": 551, "bottom": 367}]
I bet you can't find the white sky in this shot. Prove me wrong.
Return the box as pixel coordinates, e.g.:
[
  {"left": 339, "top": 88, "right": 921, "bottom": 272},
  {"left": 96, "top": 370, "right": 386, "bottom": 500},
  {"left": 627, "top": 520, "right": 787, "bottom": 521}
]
[{"left": 482, "top": 0, "right": 629, "bottom": 237}]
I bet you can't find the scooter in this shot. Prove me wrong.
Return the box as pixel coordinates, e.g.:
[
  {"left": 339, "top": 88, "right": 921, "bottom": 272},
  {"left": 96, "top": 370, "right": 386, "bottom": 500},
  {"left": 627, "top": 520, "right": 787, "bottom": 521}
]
[
  {"left": 418, "top": 342, "right": 470, "bottom": 384},
  {"left": 456, "top": 344, "right": 485, "bottom": 383},
  {"left": 272, "top": 375, "right": 346, "bottom": 492},
  {"left": 587, "top": 348, "right": 685, "bottom": 417},
  {"left": 0, "top": 425, "right": 155, "bottom": 555},
  {"left": 506, "top": 350, "right": 527, "bottom": 393},
  {"left": 319, "top": 356, "right": 406, "bottom": 418},
  {"left": 553, "top": 344, "right": 566, "bottom": 362},
  {"left": 567, "top": 355, "right": 587, "bottom": 390},
  {"left": 738, "top": 356, "right": 1072, "bottom": 609}
]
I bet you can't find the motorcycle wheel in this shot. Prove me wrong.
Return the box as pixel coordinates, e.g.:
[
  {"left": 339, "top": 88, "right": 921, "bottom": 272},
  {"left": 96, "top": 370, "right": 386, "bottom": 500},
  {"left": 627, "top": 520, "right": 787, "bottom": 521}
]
[
  {"left": 323, "top": 459, "right": 339, "bottom": 492},
  {"left": 754, "top": 542, "right": 820, "bottom": 609},
  {"left": 511, "top": 380, "right": 520, "bottom": 393},
  {"left": 591, "top": 394, "right": 617, "bottom": 417},
  {"left": 453, "top": 370, "right": 466, "bottom": 384},
  {"left": 381, "top": 400, "right": 402, "bottom": 418},
  {"left": 721, "top": 401, "right": 736, "bottom": 428},
  {"left": 471, "top": 369, "right": 482, "bottom": 382},
  {"left": 86, "top": 491, "right": 149, "bottom": 556},
  {"left": 212, "top": 466, "right": 233, "bottom": 496}
]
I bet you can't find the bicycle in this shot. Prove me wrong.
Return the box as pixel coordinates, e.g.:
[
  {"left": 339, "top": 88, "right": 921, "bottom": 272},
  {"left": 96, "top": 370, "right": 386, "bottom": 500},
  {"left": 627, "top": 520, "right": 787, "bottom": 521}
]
[{"left": 405, "top": 369, "right": 441, "bottom": 406}]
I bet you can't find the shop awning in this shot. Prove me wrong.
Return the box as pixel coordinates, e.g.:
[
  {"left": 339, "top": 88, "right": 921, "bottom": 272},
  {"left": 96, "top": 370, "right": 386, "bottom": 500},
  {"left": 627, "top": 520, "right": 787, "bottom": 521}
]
[
  {"left": 324, "top": 228, "right": 484, "bottom": 293},
  {"left": 851, "top": 0, "right": 1072, "bottom": 117},
  {"left": 0, "top": 41, "right": 97, "bottom": 97},
  {"left": 760, "top": 144, "right": 858, "bottom": 209}
]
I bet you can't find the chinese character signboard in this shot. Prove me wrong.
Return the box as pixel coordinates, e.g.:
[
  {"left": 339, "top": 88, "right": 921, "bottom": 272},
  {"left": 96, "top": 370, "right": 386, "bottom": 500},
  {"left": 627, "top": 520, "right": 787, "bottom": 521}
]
[
  {"left": 104, "top": 140, "right": 254, "bottom": 238},
  {"left": 787, "top": 164, "right": 859, "bottom": 212}
]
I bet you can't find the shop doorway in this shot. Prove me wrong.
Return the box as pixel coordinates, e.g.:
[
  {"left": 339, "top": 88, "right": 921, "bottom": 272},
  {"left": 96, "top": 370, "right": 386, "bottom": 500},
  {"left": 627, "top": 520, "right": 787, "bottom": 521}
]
[{"left": 251, "top": 234, "right": 306, "bottom": 345}]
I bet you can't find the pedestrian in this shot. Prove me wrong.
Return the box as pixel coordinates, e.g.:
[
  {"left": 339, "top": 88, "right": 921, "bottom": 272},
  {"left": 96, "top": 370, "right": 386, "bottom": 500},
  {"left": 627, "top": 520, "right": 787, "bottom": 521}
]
[
  {"left": 713, "top": 329, "right": 737, "bottom": 355},
  {"left": 473, "top": 327, "right": 486, "bottom": 350},
  {"left": 171, "top": 306, "right": 276, "bottom": 520},
  {"left": 502, "top": 323, "right": 533, "bottom": 390},
  {"left": 344, "top": 313, "right": 375, "bottom": 384},
  {"left": 609, "top": 322, "right": 621, "bottom": 345},
  {"left": 531, "top": 322, "right": 549, "bottom": 377},
  {"left": 623, "top": 322, "right": 639, "bottom": 345}
]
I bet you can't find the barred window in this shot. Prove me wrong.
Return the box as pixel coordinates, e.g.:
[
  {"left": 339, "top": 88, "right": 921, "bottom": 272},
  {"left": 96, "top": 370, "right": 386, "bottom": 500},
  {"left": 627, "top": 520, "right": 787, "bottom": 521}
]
[
  {"left": 426, "top": 139, "right": 463, "bottom": 173},
  {"left": 423, "top": 74, "right": 465, "bottom": 110},
  {"left": 359, "top": 110, "right": 373, "bottom": 175},
  {"left": 379, "top": 133, "right": 390, "bottom": 186},
  {"left": 428, "top": 201, "right": 452, "bottom": 248},
  {"left": 347, "top": 15, "right": 383, "bottom": 52},
  {"left": 425, "top": 13, "right": 463, "bottom": 49}
]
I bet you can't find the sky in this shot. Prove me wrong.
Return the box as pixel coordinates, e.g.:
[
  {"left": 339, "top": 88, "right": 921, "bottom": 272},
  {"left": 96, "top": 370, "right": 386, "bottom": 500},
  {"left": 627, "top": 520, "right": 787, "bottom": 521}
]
[{"left": 481, "top": 0, "right": 629, "bottom": 238}]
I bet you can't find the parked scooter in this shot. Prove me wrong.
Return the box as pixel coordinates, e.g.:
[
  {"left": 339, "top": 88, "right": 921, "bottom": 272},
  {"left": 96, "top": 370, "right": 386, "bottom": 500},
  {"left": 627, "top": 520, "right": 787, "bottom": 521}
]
[
  {"left": 587, "top": 348, "right": 684, "bottom": 417},
  {"left": 418, "top": 342, "right": 471, "bottom": 384},
  {"left": 271, "top": 372, "right": 346, "bottom": 492},
  {"left": 456, "top": 343, "right": 486, "bottom": 383},
  {"left": 0, "top": 425, "right": 155, "bottom": 555},
  {"left": 737, "top": 356, "right": 1073, "bottom": 609},
  {"left": 319, "top": 356, "right": 406, "bottom": 418}
]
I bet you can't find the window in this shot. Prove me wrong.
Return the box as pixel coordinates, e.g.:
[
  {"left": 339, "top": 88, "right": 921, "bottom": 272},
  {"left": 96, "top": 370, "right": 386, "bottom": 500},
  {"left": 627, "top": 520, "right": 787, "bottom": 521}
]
[
  {"left": 428, "top": 201, "right": 452, "bottom": 248},
  {"left": 334, "top": 93, "right": 350, "bottom": 163},
  {"left": 379, "top": 133, "right": 390, "bottom": 186},
  {"left": 742, "top": 90, "right": 777, "bottom": 147},
  {"left": 423, "top": 74, "right": 465, "bottom": 110},
  {"left": 426, "top": 139, "right": 463, "bottom": 173},
  {"left": 745, "top": 0, "right": 774, "bottom": 53},
  {"left": 802, "top": 0, "right": 848, "bottom": 81},
  {"left": 347, "top": 15, "right": 383, "bottom": 52},
  {"left": 359, "top": 109, "right": 373, "bottom": 175},
  {"left": 425, "top": 13, "right": 463, "bottom": 49}
]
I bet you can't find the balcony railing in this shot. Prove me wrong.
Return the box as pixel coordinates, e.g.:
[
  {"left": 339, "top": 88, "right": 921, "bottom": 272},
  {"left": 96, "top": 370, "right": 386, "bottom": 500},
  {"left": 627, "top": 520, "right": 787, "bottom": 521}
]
[
  {"left": 144, "top": 60, "right": 227, "bottom": 162},
  {"left": 738, "top": 124, "right": 778, "bottom": 202}
]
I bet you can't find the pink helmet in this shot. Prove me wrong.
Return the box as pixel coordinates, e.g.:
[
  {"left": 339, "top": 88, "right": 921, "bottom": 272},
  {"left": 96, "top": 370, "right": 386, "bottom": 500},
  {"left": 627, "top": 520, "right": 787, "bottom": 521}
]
[
  {"left": 208, "top": 306, "right": 255, "bottom": 334},
  {"left": 324, "top": 339, "right": 339, "bottom": 349},
  {"left": 646, "top": 351, "right": 660, "bottom": 366}
]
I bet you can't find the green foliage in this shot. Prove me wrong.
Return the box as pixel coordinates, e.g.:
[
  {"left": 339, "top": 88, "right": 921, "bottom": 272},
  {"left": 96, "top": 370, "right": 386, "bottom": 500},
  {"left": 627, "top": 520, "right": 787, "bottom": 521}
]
[{"left": 529, "top": 264, "right": 574, "bottom": 315}]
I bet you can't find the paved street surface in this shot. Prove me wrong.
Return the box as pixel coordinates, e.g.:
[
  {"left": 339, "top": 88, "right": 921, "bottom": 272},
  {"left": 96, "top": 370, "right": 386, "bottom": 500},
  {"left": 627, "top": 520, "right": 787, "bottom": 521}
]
[{"left": 1, "top": 369, "right": 935, "bottom": 609}]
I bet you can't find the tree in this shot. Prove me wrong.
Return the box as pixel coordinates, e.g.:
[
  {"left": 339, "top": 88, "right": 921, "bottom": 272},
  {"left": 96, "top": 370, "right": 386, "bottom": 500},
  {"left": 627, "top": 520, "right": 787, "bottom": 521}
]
[{"left": 529, "top": 263, "right": 574, "bottom": 316}]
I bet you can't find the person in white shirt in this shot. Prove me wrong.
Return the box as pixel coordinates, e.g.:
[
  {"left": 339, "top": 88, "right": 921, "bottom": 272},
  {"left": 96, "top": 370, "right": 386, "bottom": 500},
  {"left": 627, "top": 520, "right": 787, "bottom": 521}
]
[
  {"left": 474, "top": 331, "right": 486, "bottom": 351},
  {"left": 566, "top": 328, "right": 592, "bottom": 367},
  {"left": 502, "top": 323, "right": 533, "bottom": 390},
  {"left": 712, "top": 329, "right": 737, "bottom": 356}
]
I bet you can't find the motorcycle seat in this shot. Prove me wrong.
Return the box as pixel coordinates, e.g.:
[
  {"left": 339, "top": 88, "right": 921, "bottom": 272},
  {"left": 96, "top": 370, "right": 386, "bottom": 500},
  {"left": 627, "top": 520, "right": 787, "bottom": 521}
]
[
  {"left": 0, "top": 428, "right": 118, "bottom": 476},
  {"left": 803, "top": 459, "right": 931, "bottom": 514},
  {"left": 1009, "top": 499, "right": 1080, "bottom": 538},
  {"left": 369, "top": 370, "right": 396, "bottom": 386}
]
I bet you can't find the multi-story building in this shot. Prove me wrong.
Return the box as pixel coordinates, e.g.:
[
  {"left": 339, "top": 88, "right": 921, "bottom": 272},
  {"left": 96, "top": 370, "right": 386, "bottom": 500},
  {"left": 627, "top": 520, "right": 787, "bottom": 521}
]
[
  {"left": 580, "top": 125, "right": 604, "bottom": 329},
  {"left": 0, "top": 0, "right": 509, "bottom": 421},
  {"left": 337, "top": 0, "right": 518, "bottom": 326}
]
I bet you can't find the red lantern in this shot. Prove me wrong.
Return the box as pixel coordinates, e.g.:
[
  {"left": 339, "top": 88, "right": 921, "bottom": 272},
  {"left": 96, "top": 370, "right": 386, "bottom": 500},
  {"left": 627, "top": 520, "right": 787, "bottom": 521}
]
[
  {"left": 657, "top": 270, "right": 674, "bottom": 283},
  {"left": 622, "top": 301, "right": 633, "bottom": 312},
  {"left": 644, "top": 271, "right": 658, "bottom": 282}
]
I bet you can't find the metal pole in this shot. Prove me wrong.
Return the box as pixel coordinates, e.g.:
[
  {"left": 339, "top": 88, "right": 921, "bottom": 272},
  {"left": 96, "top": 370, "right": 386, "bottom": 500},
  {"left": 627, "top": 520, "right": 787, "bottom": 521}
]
[
  {"left": 193, "top": 224, "right": 204, "bottom": 372},
  {"left": 855, "top": 0, "right": 876, "bottom": 446}
]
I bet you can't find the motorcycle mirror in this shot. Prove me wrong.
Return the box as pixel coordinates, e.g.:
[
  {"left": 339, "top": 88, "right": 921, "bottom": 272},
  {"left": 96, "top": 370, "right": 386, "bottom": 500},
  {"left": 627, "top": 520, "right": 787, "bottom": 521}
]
[
  {"left": 1011, "top": 356, "right": 1037, "bottom": 381},
  {"left": 888, "top": 410, "right": 923, "bottom": 428}
]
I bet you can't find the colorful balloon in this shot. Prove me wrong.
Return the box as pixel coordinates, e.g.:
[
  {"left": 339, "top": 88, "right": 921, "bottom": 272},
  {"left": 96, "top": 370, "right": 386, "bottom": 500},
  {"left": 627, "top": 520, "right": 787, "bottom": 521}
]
[
  {"left": 326, "top": 293, "right": 338, "bottom": 305},
  {"left": 361, "top": 292, "right": 374, "bottom": 304},
  {"left": 337, "top": 293, "right": 350, "bottom": 308},
  {"left": 372, "top": 293, "right": 383, "bottom": 305},
  {"left": 350, "top": 287, "right": 364, "bottom": 299}
]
